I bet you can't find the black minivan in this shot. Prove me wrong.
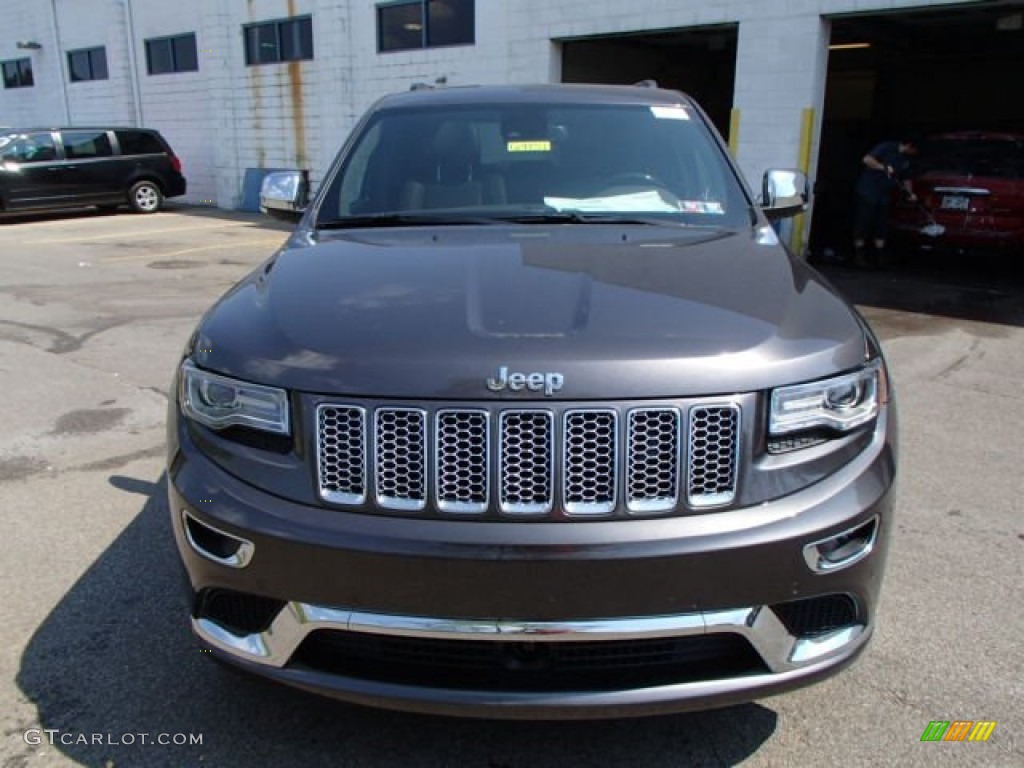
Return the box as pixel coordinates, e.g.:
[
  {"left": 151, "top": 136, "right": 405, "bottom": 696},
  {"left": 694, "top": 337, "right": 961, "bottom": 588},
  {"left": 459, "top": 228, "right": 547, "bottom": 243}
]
[{"left": 0, "top": 127, "right": 186, "bottom": 214}]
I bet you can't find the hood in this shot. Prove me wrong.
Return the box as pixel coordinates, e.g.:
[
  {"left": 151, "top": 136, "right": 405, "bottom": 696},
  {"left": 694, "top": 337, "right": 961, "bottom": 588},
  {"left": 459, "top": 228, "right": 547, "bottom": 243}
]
[{"left": 193, "top": 225, "right": 869, "bottom": 399}]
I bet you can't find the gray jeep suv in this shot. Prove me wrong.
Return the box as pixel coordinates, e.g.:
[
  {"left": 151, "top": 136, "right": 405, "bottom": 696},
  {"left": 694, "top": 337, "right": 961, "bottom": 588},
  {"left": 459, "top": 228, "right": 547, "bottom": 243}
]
[{"left": 167, "top": 84, "right": 896, "bottom": 719}]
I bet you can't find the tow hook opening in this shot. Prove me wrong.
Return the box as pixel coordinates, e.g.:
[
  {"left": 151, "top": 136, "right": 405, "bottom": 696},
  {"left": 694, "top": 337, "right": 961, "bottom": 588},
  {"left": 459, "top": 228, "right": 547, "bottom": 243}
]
[
  {"left": 803, "top": 516, "right": 879, "bottom": 573},
  {"left": 182, "top": 510, "right": 254, "bottom": 568}
]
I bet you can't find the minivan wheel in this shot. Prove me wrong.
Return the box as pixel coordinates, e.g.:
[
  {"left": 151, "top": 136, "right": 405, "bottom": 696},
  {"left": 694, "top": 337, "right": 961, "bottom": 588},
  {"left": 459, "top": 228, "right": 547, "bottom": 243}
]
[{"left": 129, "top": 181, "right": 163, "bottom": 213}]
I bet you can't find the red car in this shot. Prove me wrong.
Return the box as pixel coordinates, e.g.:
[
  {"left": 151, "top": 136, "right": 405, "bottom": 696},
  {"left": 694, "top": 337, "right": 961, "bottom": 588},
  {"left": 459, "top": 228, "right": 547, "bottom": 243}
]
[{"left": 891, "top": 131, "right": 1024, "bottom": 253}]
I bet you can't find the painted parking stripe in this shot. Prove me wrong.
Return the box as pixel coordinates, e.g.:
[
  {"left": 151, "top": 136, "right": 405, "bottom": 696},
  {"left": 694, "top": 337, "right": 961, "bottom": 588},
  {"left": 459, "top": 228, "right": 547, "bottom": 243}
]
[
  {"left": 100, "top": 237, "right": 286, "bottom": 263},
  {"left": 17, "top": 221, "right": 259, "bottom": 245}
]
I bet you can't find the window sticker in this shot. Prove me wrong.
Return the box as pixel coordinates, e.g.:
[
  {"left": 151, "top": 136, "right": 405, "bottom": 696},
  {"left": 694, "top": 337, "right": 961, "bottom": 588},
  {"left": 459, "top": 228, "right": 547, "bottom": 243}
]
[
  {"left": 680, "top": 200, "right": 726, "bottom": 214},
  {"left": 650, "top": 106, "right": 690, "bottom": 121},
  {"left": 544, "top": 190, "right": 679, "bottom": 213},
  {"left": 507, "top": 140, "right": 552, "bottom": 153}
]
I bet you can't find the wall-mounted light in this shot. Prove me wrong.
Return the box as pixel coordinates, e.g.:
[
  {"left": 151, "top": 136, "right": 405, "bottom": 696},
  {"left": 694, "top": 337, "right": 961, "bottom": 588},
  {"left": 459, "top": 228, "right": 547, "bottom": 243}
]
[
  {"left": 16, "top": 40, "right": 43, "bottom": 50},
  {"left": 828, "top": 42, "right": 871, "bottom": 51}
]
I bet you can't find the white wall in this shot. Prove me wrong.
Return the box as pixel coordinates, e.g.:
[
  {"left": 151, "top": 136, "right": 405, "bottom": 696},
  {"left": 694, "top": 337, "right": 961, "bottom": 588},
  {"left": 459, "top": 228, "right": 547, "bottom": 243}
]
[
  {"left": 130, "top": 2, "right": 214, "bottom": 204},
  {"left": 57, "top": 0, "right": 136, "bottom": 127},
  {"left": 0, "top": 3, "right": 67, "bottom": 126}
]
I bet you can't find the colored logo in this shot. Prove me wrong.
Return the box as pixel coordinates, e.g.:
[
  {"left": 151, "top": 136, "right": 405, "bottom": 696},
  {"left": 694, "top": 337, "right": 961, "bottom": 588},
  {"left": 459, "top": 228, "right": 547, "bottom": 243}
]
[{"left": 920, "top": 721, "right": 997, "bottom": 742}]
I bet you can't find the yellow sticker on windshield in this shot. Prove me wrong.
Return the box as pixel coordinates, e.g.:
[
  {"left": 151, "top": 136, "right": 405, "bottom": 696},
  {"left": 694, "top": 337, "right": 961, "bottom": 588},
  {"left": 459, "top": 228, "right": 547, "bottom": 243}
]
[{"left": 507, "top": 140, "right": 552, "bottom": 153}]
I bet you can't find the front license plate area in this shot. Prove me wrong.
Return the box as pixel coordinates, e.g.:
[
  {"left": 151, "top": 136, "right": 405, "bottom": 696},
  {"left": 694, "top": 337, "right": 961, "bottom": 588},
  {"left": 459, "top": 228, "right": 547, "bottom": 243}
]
[{"left": 941, "top": 195, "right": 969, "bottom": 211}]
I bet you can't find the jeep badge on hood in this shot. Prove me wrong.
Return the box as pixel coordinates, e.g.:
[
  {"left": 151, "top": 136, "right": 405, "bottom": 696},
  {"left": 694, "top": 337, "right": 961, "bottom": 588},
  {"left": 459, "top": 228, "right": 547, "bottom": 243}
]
[{"left": 486, "top": 366, "right": 565, "bottom": 396}]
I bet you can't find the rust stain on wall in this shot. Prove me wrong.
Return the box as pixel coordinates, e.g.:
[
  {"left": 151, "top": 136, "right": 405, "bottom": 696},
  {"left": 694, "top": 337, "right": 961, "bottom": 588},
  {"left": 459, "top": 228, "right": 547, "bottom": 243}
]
[
  {"left": 287, "top": 62, "right": 307, "bottom": 168},
  {"left": 246, "top": 0, "right": 264, "bottom": 163},
  {"left": 286, "top": 0, "right": 308, "bottom": 167}
]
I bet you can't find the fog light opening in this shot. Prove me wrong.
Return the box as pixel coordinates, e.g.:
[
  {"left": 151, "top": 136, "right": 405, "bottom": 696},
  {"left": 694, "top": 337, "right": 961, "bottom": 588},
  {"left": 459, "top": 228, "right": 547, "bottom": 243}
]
[
  {"left": 803, "top": 517, "right": 878, "bottom": 573},
  {"left": 182, "top": 510, "right": 254, "bottom": 568}
]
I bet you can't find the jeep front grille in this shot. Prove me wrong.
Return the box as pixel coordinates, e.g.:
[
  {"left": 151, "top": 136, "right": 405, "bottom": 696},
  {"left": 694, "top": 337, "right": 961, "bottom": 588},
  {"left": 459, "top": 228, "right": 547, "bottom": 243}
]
[
  {"left": 316, "top": 402, "right": 741, "bottom": 518},
  {"left": 374, "top": 408, "right": 427, "bottom": 510},
  {"left": 564, "top": 410, "right": 617, "bottom": 515},
  {"left": 436, "top": 410, "right": 489, "bottom": 513}
]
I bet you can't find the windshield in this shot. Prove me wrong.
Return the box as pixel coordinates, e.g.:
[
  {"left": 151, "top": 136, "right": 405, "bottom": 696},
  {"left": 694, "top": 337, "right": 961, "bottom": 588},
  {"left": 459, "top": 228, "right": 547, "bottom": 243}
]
[
  {"left": 917, "top": 138, "right": 1024, "bottom": 179},
  {"left": 317, "top": 102, "right": 752, "bottom": 228}
]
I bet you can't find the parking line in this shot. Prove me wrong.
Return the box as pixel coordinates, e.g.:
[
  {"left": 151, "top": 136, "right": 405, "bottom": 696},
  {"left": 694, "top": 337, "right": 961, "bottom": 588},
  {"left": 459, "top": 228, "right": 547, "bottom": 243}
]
[
  {"left": 100, "top": 238, "right": 286, "bottom": 263},
  {"left": 17, "top": 221, "right": 259, "bottom": 245}
]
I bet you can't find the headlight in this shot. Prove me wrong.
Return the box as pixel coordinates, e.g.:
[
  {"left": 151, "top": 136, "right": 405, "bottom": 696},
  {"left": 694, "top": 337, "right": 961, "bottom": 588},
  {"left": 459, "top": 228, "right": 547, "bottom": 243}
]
[
  {"left": 179, "top": 360, "right": 290, "bottom": 435},
  {"left": 770, "top": 361, "right": 884, "bottom": 435}
]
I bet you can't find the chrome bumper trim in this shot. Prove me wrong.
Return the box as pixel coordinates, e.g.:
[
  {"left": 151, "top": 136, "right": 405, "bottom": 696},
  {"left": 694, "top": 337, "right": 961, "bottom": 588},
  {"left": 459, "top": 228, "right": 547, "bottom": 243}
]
[{"left": 194, "top": 602, "right": 867, "bottom": 676}]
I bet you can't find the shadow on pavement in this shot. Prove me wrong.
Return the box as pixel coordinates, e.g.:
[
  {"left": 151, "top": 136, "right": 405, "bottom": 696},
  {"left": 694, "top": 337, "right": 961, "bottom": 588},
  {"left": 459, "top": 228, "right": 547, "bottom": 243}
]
[
  {"left": 17, "top": 475, "right": 778, "bottom": 768},
  {"left": 814, "top": 247, "right": 1024, "bottom": 329}
]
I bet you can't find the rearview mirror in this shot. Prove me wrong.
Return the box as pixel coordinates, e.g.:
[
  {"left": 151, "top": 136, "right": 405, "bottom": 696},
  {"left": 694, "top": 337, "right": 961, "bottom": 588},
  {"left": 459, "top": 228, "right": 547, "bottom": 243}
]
[
  {"left": 761, "top": 169, "right": 809, "bottom": 220},
  {"left": 260, "top": 171, "right": 308, "bottom": 222}
]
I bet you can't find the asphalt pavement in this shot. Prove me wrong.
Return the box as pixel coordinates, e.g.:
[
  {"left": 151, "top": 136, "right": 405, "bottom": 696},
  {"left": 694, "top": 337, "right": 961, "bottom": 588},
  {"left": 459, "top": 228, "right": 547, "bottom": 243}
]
[{"left": 0, "top": 206, "right": 1020, "bottom": 767}]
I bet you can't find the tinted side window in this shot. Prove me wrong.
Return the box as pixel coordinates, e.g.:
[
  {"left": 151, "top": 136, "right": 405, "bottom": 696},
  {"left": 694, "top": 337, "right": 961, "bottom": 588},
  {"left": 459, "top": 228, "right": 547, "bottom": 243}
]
[
  {"left": 62, "top": 131, "right": 113, "bottom": 159},
  {"left": 116, "top": 131, "right": 165, "bottom": 155},
  {"left": 0, "top": 134, "right": 57, "bottom": 162}
]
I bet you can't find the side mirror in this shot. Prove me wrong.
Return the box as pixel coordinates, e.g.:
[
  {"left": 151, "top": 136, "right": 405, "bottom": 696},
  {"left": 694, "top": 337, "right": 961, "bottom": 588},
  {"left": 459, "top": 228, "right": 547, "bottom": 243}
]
[
  {"left": 260, "top": 170, "right": 308, "bottom": 222},
  {"left": 761, "top": 169, "right": 809, "bottom": 220}
]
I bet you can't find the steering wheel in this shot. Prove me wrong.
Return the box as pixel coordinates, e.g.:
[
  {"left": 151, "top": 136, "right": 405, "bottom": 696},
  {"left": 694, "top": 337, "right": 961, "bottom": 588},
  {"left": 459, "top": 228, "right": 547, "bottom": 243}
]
[{"left": 599, "top": 172, "right": 670, "bottom": 192}]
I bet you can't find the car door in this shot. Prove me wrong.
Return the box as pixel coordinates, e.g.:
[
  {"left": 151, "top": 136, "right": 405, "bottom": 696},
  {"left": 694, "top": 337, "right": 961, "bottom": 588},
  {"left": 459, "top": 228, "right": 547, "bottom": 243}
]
[
  {"left": 0, "top": 132, "right": 68, "bottom": 209},
  {"left": 57, "top": 129, "right": 122, "bottom": 203}
]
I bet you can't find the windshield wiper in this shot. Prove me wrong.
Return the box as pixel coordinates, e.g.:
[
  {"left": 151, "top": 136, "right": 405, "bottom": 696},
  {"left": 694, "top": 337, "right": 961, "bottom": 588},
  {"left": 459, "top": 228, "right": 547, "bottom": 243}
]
[
  {"left": 316, "top": 213, "right": 501, "bottom": 229},
  {"left": 494, "top": 211, "right": 697, "bottom": 227}
]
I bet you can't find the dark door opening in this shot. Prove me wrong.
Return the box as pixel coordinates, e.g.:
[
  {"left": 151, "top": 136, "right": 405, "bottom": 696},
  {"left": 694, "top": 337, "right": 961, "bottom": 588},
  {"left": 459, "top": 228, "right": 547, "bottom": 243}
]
[
  {"left": 560, "top": 26, "right": 738, "bottom": 140},
  {"left": 810, "top": 3, "right": 1024, "bottom": 270}
]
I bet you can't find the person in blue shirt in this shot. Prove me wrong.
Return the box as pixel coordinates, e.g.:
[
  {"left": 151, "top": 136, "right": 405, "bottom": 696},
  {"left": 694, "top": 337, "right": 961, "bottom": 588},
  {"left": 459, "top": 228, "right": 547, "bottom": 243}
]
[{"left": 852, "top": 137, "right": 918, "bottom": 268}]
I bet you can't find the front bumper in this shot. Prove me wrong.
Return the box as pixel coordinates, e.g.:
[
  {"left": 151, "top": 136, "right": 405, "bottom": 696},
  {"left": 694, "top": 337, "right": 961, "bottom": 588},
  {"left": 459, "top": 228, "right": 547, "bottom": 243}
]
[{"left": 169, "top": 409, "right": 895, "bottom": 719}]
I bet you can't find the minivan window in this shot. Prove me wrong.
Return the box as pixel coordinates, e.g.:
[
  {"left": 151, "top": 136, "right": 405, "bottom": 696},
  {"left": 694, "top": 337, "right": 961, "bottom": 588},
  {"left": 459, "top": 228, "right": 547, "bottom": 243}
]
[
  {"left": 62, "top": 131, "right": 113, "bottom": 159},
  {"left": 320, "top": 103, "right": 750, "bottom": 228},
  {"left": 0, "top": 134, "right": 57, "bottom": 163},
  {"left": 116, "top": 130, "right": 164, "bottom": 156}
]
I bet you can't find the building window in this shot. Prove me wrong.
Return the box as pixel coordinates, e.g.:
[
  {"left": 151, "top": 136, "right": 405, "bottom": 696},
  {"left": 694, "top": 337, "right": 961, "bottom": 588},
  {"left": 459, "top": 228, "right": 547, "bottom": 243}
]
[
  {"left": 2, "top": 58, "right": 34, "bottom": 89},
  {"left": 145, "top": 33, "right": 198, "bottom": 75},
  {"left": 243, "top": 16, "right": 313, "bottom": 65},
  {"left": 67, "top": 47, "right": 108, "bottom": 82},
  {"left": 377, "top": 0, "right": 474, "bottom": 52}
]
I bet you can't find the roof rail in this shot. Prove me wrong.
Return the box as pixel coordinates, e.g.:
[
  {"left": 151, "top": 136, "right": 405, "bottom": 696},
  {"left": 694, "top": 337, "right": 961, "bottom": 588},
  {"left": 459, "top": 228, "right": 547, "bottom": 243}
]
[
  {"left": 633, "top": 79, "right": 659, "bottom": 88},
  {"left": 409, "top": 82, "right": 434, "bottom": 91}
]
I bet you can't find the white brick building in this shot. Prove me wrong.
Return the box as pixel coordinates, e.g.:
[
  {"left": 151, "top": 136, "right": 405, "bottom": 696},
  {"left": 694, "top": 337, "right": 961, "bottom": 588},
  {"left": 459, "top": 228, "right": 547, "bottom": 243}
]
[{"left": 0, "top": 0, "right": 1003, "bottom": 227}]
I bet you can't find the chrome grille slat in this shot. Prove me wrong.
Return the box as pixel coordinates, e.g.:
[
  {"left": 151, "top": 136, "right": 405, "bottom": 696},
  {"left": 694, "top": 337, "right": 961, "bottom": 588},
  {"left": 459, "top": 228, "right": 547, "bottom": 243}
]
[
  {"left": 316, "top": 401, "right": 743, "bottom": 516},
  {"left": 687, "top": 405, "right": 740, "bottom": 507},
  {"left": 499, "top": 410, "right": 554, "bottom": 515},
  {"left": 436, "top": 410, "right": 489, "bottom": 514},
  {"left": 317, "top": 405, "right": 367, "bottom": 504},
  {"left": 563, "top": 410, "right": 617, "bottom": 516},
  {"left": 626, "top": 408, "right": 681, "bottom": 513},
  {"left": 374, "top": 408, "right": 427, "bottom": 511}
]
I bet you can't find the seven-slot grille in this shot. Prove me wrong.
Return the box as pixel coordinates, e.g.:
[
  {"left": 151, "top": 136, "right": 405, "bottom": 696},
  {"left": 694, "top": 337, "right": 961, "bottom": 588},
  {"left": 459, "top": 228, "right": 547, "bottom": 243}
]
[{"left": 316, "top": 403, "right": 740, "bottom": 517}]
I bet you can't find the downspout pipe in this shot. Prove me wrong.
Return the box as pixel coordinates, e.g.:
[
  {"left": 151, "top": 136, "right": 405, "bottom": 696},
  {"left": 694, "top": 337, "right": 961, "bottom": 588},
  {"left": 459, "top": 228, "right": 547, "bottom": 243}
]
[
  {"left": 120, "top": 0, "right": 145, "bottom": 126},
  {"left": 48, "top": 0, "right": 71, "bottom": 124}
]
